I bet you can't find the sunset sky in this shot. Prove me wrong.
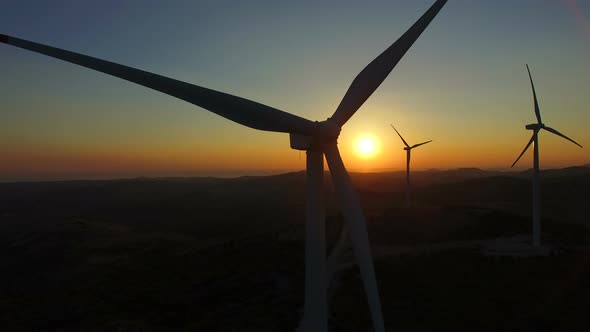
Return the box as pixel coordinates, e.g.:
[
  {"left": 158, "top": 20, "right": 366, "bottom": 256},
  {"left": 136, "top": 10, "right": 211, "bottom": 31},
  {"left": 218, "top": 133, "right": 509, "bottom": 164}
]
[{"left": 1, "top": 0, "right": 589, "bottom": 181}]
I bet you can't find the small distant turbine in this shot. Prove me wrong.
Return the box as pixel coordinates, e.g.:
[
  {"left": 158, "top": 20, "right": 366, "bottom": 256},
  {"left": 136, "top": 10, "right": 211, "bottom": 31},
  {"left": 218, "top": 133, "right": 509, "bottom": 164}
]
[
  {"left": 511, "top": 64, "right": 583, "bottom": 248},
  {"left": 391, "top": 125, "right": 432, "bottom": 207}
]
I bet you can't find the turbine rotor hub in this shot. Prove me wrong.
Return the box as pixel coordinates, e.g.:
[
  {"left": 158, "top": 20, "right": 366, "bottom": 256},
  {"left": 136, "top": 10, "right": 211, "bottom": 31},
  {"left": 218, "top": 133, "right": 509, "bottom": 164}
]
[
  {"left": 525, "top": 123, "right": 544, "bottom": 130},
  {"left": 317, "top": 118, "right": 341, "bottom": 139}
]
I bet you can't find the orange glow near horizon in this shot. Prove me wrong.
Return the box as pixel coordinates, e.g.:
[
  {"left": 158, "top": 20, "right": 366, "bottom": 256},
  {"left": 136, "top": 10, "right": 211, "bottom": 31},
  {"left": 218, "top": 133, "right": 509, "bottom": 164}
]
[
  {"left": 1, "top": 99, "right": 589, "bottom": 182},
  {"left": 1, "top": 135, "right": 589, "bottom": 182}
]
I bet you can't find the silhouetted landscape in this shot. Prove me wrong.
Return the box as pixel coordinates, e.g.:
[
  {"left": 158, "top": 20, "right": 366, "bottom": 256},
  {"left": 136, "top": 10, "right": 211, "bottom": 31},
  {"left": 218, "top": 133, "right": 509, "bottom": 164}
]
[{"left": 2, "top": 165, "right": 590, "bottom": 331}]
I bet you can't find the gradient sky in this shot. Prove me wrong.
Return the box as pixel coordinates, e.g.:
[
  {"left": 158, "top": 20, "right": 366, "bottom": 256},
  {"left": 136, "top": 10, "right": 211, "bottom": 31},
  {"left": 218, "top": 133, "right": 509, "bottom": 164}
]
[{"left": 1, "top": 0, "right": 589, "bottom": 181}]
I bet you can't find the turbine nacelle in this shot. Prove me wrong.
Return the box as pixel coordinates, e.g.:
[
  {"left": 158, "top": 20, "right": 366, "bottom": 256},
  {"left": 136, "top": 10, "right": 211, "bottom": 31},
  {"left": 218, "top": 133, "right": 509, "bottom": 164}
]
[
  {"left": 525, "top": 123, "right": 544, "bottom": 130},
  {"left": 290, "top": 118, "right": 341, "bottom": 151}
]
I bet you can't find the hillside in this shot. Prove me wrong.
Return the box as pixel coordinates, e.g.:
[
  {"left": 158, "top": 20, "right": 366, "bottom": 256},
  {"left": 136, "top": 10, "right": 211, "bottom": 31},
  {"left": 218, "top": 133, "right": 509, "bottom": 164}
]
[{"left": 1, "top": 166, "right": 590, "bottom": 331}]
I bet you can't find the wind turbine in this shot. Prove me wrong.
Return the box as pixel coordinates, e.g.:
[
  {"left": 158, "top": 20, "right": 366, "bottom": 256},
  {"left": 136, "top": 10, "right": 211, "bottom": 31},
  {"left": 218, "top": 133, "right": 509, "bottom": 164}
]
[
  {"left": 511, "top": 64, "right": 582, "bottom": 248},
  {"left": 0, "top": 1, "right": 448, "bottom": 330},
  {"left": 391, "top": 125, "right": 432, "bottom": 207}
]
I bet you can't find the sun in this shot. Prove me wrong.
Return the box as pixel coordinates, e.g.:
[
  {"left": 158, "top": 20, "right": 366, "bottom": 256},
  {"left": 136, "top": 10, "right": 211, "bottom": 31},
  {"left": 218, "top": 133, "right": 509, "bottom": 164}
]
[{"left": 356, "top": 136, "right": 379, "bottom": 158}]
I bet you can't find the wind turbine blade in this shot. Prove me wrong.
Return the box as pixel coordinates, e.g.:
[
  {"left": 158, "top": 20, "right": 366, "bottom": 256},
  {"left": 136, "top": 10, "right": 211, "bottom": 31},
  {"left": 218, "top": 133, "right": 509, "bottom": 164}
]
[
  {"left": 543, "top": 127, "right": 583, "bottom": 148},
  {"left": 391, "top": 124, "right": 410, "bottom": 147},
  {"left": 526, "top": 64, "right": 542, "bottom": 124},
  {"left": 511, "top": 133, "right": 535, "bottom": 168},
  {"left": 411, "top": 140, "right": 433, "bottom": 149},
  {"left": 330, "top": 0, "right": 448, "bottom": 127},
  {"left": 324, "top": 143, "right": 384, "bottom": 332},
  {"left": 0, "top": 34, "right": 317, "bottom": 135}
]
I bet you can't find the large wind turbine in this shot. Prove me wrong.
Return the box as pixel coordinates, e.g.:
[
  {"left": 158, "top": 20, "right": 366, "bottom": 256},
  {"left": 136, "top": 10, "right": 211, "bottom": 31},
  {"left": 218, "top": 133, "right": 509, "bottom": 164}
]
[
  {"left": 0, "top": 1, "right": 448, "bottom": 330},
  {"left": 511, "top": 64, "right": 582, "bottom": 248},
  {"left": 391, "top": 125, "right": 432, "bottom": 207}
]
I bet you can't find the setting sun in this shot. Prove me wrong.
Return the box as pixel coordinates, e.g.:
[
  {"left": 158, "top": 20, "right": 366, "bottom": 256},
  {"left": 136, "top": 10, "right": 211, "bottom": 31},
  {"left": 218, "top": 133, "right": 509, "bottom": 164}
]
[{"left": 356, "top": 136, "right": 379, "bottom": 158}]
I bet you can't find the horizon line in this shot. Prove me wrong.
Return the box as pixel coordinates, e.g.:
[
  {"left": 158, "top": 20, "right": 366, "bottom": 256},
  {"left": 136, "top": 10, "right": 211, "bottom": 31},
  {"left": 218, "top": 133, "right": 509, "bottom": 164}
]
[{"left": 2, "top": 163, "right": 589, "bottom": 184}]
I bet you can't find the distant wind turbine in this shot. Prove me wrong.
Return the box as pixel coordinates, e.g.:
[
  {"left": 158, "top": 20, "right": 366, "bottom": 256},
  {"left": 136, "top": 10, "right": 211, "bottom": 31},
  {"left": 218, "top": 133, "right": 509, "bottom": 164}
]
[
  {"left": 511, "top": 64, "right": 582, "bottom": 248},
  {"left": 0, "top": 1, "right": 448, "bottom": 331},
  {"left": 391, "top": 125, "right": 432, "bottom": 207}
]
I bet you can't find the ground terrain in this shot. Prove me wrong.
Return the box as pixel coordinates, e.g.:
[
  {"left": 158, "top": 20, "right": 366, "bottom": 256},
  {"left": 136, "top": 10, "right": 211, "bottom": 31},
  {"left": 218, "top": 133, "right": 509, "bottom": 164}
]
[{"left": 1, "top": 166, "right": 589, "bottom": 331}]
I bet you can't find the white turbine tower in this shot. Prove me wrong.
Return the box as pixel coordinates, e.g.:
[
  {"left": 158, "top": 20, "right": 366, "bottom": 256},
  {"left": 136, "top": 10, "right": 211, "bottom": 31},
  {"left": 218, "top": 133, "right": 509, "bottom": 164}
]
[
  {"left": 0, "top": 1, "right": 448, "bottom": 331},
  {"left": 511, "top": 64, "right": 582, "bottom": 248},
  {"left": 391, "top": 125, "right": 432, "bottom": 207}
]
